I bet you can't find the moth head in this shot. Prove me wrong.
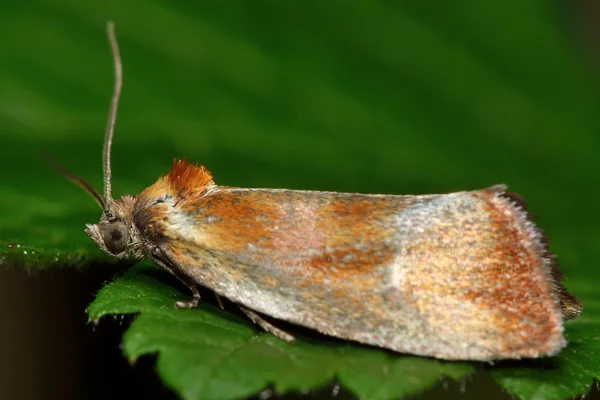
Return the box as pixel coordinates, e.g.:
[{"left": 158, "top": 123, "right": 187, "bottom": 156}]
[
  {"left": 84, "top": 197, "right": 136, "bottom": 257},
  {"left": 87, "top": 220, "right": 129, "bottom": 255}
]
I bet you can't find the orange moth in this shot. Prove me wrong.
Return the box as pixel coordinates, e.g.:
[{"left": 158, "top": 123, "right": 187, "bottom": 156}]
[{"left": 59, "top": 22, "right": 581, "bottom": 361}]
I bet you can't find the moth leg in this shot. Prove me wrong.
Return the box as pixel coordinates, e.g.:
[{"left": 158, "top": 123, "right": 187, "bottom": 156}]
[
  {"left": 175, "top": 285, "right": 201, "bottom": 309},
  {"left": 239, "top": 306, "right": 296, "bottom": 344},
  {"left": 215, "top": 293, "right": 225, "bottom": 310},
  {"left": 150, "top": 246, "right": 202, "bottom": 309}
]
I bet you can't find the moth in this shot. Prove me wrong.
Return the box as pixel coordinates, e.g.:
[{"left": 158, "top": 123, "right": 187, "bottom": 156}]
[{"left": 58, "top": 22, "right": 581, "bottom": 361}]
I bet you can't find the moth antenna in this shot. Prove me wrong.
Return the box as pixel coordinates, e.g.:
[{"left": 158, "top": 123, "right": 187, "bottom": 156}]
[
  {"left": 103, "top": 20, "right": 123, "bottom": 216},
  {"left": 44, "top": 152, "right": 106, "bottom": 210}
]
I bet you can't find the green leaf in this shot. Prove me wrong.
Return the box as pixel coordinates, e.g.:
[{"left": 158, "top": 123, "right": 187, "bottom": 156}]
[
  {"left": 2, "top": 0, "right": 599, "bottom": 399},
  {"left": 88, "top": 265, "right": 474, "bottom": 400}
]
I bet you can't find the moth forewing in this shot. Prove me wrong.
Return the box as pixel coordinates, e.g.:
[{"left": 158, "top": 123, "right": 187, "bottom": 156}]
[{"left": 128, "top": 172, "right": 580, "bottom": 360}]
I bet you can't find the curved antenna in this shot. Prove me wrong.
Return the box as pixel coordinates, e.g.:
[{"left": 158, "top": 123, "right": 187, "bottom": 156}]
[
  {"left": 103, "top": 21, "right": 123, "bottom": 215},
  {"left": 45, "top": 153, "right": 106, "bottom": 210}
]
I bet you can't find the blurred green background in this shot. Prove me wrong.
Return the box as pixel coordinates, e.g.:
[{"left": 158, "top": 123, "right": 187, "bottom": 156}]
[{"left": 1, "top": 1, "right": 599, "bottom": 399}]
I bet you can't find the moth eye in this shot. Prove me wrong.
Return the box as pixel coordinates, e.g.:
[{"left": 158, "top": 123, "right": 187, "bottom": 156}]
[{"left": 102, "top": 222, "right": 129, "bottom": 255}]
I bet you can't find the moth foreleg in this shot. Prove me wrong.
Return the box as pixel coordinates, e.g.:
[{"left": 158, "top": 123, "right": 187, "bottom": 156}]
[
  {"left": 239, "top": 306, "right": 296, "bottom": 344},
  {"left": 149, "top": 246, "right": 201, "bottom": 309}
]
